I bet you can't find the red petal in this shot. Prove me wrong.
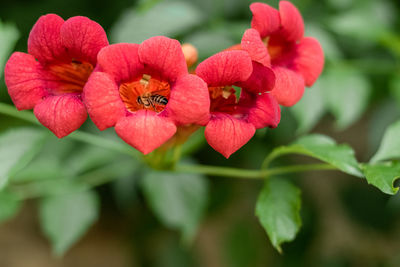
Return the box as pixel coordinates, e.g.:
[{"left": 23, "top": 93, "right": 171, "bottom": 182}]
[
  {"left": 34, "top": 94, "right": 87, "bottom": 138},
  {"left": 279, "top": 1, "right": 304, "bottom": 42},
  {"left": 292, "top": 37, "right": 324, "bottom": 86},
  {"left": 60, "top": 16, "right": 109, "bottom": 65},
  {"left": 28, "top": 14, "right": 68, "bottom": 63},
  {"left": 4, "top": 52, "right": 48, "bottom": 110},
  {"left": 205, "top": 113, "right": 255, "bottom": 158},
  {"left": 83, "top": 72, "right": 126, "bottom": 130},
  {"left": 247, "top": 93, "right": 281, "bottom": 129},
  {"left": 238, "top": 62, "right": 275, "bottom": 94},
  {"left": 196, "top": 50, "right": 253, "bottom": 86},
  {"left": 241, "top": 29, "right": 270, "bottom": 66},
  {"left": 138, "top": 36, "right": 187, "bottom": 82},
  {"left": 115, "top": 110, "right": 177, "bottom": 154},
  {"left": 97, "top": 43, "right": 144, "bottom": 83},
  {"left": 166, "top": 74, "right": 210, "bottom": 126},
  {"left": 271, "top": 67, "right": 305, "bottom": 107},
  {"left": 250, "top": 2, "right": 280, "bottom": 38}
]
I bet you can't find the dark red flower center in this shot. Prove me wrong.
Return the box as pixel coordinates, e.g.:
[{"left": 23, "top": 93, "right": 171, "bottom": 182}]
[
  {"left": 119, "top": 74, "right": 171, "bottom": 113},
  {"left": 265, "top": 35, "right": 295, "bottom": 65},
  {"left": 209, "top": 86, "right": 238, "bottom": 114},
  {"left": 47, "top": 60, "right": 93, "bottom": 94}
]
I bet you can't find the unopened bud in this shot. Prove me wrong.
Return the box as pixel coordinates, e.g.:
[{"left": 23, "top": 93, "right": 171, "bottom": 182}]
[{"left": 182, "top": 43, "right": 198, "bottom": 68}]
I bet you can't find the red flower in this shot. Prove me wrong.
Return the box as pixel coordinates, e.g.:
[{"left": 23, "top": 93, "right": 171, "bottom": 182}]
[
  {"left": 243, "top": 1, "right": 324, "bottom": 106},
  {"left": 4, "top": 14, "right": 109, "bottom": 137},
  {"left": 83, "top": 37, "right": 210, "bottom": 154},
  {"left": 196, "top": 50, "right": 280, "bottom": 158}
]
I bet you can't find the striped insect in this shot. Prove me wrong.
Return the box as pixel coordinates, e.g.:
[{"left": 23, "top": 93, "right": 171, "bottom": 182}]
[
  {"left": 136, "top": 93, "right": 168, "bottom": 110},
  {"left": 136, "top": 74, "right": 169, "bottom": 112}
]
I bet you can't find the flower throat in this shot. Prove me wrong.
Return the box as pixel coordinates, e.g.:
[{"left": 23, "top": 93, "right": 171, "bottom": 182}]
[{"left": 119, "top": 74, "right": 171, "bottom": 113}]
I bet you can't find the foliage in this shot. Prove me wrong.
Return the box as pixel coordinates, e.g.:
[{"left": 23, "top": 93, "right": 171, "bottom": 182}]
[{"left": 0, "top": 0, "right": 400, "bottom": 265}]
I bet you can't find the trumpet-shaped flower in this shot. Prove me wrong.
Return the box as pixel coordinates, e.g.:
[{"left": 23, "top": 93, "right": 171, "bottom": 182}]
[
  {"left": 196, "top": 50, "right": 280, "bottom": 158},
  {"left": 5, "top": 14, "right": 109, "bottom": 137},
  {"left": 83, "top": 36, "right": 210, "bottom": 154},
  {"left": 243, "top": 1, "right": 324, "bottom": 106}
]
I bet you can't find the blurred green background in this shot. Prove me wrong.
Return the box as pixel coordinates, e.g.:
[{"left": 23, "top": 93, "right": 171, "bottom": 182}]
[{"left": 1, "top": 0, "right": 400, "bottom": 266}]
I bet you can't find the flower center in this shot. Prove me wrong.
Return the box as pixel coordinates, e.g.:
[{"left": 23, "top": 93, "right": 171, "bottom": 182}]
[
  {"left": 264, "top": 35, "right": 293, "bottom": 65},
  {"left": 119, "top": 74, "right": 171, "bottom": 113},
  {"left": 47, "top": 60, "right": 93, "bottom": 94},
  {"left": 209, "top": 86, "right": 238, "bottom": 114}
]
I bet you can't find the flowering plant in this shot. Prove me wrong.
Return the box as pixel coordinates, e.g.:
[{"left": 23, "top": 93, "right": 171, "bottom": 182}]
[{"left": 0, "top": 0, "right": 399, "bottom": 261}]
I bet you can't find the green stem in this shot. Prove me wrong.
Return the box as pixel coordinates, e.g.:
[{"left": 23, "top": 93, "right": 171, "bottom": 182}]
[
  {"left": 265, "top": 163, "right": 337, "bottom": 176},
  {"left": 0, "top": 102, "right": 138, "bottom": 158},
  {"left": 261, "top": 146, "right": 303, "bottom": 169},
  {"left": 0, "top": 102, "right": 39, "bottom": 125},
  {"left": 175, "top": 163, "right": 336, "bottom": 179},
  {"left": 10, "top": 159, "right": 136, "bottom": 200}
]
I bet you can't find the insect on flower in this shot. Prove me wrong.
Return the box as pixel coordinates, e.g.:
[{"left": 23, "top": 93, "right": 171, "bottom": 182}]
[
  {"left": 135, "top": 74, "right": 169, "bottom": 111},
  {"left": 83, "top": 38, "right": 210, "bottom": 154}
]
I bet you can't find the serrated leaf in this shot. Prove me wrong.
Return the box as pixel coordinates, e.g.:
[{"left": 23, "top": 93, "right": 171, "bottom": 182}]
[
  {"left": 256, "top": 178, "right": 301, "bottom": 253},
  {"left": 292, "top": 134, "right": 363, "bottom": 177},
  {"left": 291, "top": 76, "right": 327, "bottom": 134},
  {"left": 370, "top": 120, "right": 400, "bottom": 163},
  {"left": 0, "top": 191, "right": 21, "bottom": 223},
  {"left": 0, "top": 20, "right": 19, "bottom": 76},
  {"left": 362, "top": 162, "right": 400, "bottom": 195},
  {"left": 0, "top": 128, "right": 46, "bottom": 189},
  {"left": 324, "top": 67, "right": 371, "bottom": 130},
  {"left": 141, "top": 171, "right": 208, "bottom": 241},
  {"left": 39, "top": 190, "right": 99, "bottom": 255},
  {"left": 111, "top": 1, "right": 204, "bottom": 43}
]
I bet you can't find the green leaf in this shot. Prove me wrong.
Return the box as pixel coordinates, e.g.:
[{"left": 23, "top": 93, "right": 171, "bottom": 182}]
[
  {"left": 111, "top": 1, "right": 204, "bottom": 43},
  {"left": 305, "top": 24, "right": 342, "bottom": 60},
  {"left": 39, "top": 190, "right": 99, "bottom": 255},
  {"left": 141, "top": 171, "right": 208, "bottom": 241},
  {"left": 255, "top": 178, "right": 301, "bottom": 253},
  {"left": 362, "top": 162, "right": 400, "bottom": 195},
  {"left": 291, "top": 76, "right": 327, "bottom": 134},
  {"left": 64, "top": 145, "right": 120, "bottom": 176},
  {"left": 0, "top": 128, "right": 46, "bottom": 189},
  {"left": 291, "top": 134, "right": 363, "bottom": 177},
  {"left": 0, "top": 191, "right": 21, "bottom": 223},
  {"left": 390, "top": 75, "right": 400, "bottom": 109},
  {"left": 12, "top": 137, "right": 73, "bottom": 182},
  {"left": 323, "top": 66, "right": 371, "bottom": 130},
  {"left": 328, "top": 1, "right": 395, "bottom": 40},
  {"left": 0, "top": 20, "right": 19, "bottom": 76},
  {"left": 370, "top": 120, "right": 400, "bottom": 163},
  {"left": 367, "top": 101, "right": 400, "bottom": 158}
]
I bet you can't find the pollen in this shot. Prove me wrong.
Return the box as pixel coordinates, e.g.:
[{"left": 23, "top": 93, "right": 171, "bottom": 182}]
[
  {"left": 47, "top": 60, "right": 93, "bottom": 94},
  {"left": 208, "top": 86, "right": 237, "bottom": 114},
  {"left": 119, "top": 74, "right": 171, "bottom": 113}
]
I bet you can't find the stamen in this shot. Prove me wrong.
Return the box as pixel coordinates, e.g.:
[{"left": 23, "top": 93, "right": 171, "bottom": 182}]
[
  {"left": 47, "top": 60, "right": 93, "bottom": 94},
  {"left": 140, "top": 74, "right": 151, "bottom": 87},
  {"left": 222, "top": 86, "right": 232, "bottom": 99}
]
